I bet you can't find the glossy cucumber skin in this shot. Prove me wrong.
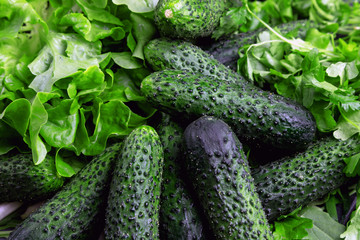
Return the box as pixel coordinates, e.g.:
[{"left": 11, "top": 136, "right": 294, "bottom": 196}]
[
  {"left": 141, "top": 69, "right": 316, "bottom": 150},
  {"left": 203, "top": 20, "right": 314, "bottom": 70},
  {"left": 253, "top": 136, "right": 360, "bottom": 221},
  {"left": 154, "top": 0, "right": 227, "bottom": 40},
  {"left": 104, "top": 126, "right": 164, "bottom": 240},
  {"left": 0, "top": 153, "right": 64, "bottom": 203},
  {"left": 184, "top": 116, "right": 273, "bottom": 239},
  {"left": 8, "top": 143, "right": 121, "bottom": 240},
  {"left": 156, "top": 113, "right": 205, "bottom": 240}
]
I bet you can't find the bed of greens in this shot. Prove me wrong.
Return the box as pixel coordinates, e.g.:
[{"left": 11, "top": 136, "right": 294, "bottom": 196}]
[{"left": 1, "top": 0, "right": 360, "bottom": 239}]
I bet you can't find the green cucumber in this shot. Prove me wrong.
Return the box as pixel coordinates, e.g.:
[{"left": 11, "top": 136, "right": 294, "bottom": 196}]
[
  {"left": 203, "top": 20, "right": 314, "bottom": 71},
  {"left": 253, "top": 136, "right": 360, "bottom": 221},
  {"left": 8, "top": 143, "right": 121, "bottom": 240},
  {"left": 154, "top": 0, "right": 227, "bottom": 40},
  {"left": 0, "top": 153, "right": 64, "bottom": 203},
  {"left": 144, "top": 38, "right": 248, "bottom": 86},
  {"left": 156, "top": 113, "right": 205, "bottom": 240},
  {"left": 104, "top": 126, "right": 164, "bottom": 239},
  {"left": 140, "top": 69, "right": 316, "bottom": 150},
  {"left": 184, "top": 116, "right": 273, "bottom": 239}
]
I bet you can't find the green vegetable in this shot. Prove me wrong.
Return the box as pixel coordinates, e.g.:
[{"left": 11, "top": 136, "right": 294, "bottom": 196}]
[
  {"left": 299, "top": 206, "right": 346, "bottom": 240},
  {"left": 156, "top": 113, "right": 205, "bottom": 240},
  {"left": 104, "top": 126, "right": 163, "bottom": 239},
  {"left": 0, "top": 152, "right": 64, "bottom": 203},
  {"left": 0, "top": 0, "right": 156, "bottom": 174},
  {"left": 253, "top": 136, "right": 360, "bottom": 221},
  {"left": 184, "top": 116, "right": 273, "bottom": 239},
  {"left": 144, "top": 38, "right": 246, "bottom": 84},
  {"left": 154, "top": 0, "right": 227, "bottom": 40},
  {"left": 140, "top": 69, "right": 316, "bottom": 150},
  {"left": 203, "top": 19, "right": 314, "bottom": 71},
  {"left": 8, "top": 142, "right": 122, "bottom": 240}
]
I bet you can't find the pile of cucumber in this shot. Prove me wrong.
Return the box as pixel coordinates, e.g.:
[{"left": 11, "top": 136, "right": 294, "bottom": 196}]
[{"left": 2, "top": 0, "right": 359, "bottom": 239}]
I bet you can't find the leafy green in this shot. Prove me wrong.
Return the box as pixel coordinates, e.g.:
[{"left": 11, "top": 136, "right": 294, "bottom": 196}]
[
  {"left": 237, "top": 1, "right": 360, "bottom": 236},
  {"left": 299, "top": 206, "right": 346, "bottom": 240},
  {"left": 272, "top": 208, "right": 313, "bottom": 240},
  {"left": 112, "top": 0, "right": 159, "bottom": 13},
  {"left": 340, "top": 183, "right": 360, "bottom": 240},
  {"left": 0, "top": 0, "right": 157, "bottom": 173}
]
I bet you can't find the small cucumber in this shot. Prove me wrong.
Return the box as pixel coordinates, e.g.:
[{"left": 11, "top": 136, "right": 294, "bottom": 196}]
[
  {"left": 184, "top": 116, "right": 273, "bottom": 239},
  {"left": 8, "top": 143, "right": 121, "bottom": 240},
  {"left": 0, "top": 152, "right": 64, "bottom": 203},
  {"left": 104, "top": 126, "right": 164, "bottom": 239},
  {"left": 156, "top": 113, "right": 205, "bottom": 240},
  {"left": 253, "top": 136, "right": 360, "bottom": 221},
  {"left": 154, "top": 0, "right": 227, "bottom": 40},
  {"left": 141, "top": 69, "right": 316, "bottom": 150}
]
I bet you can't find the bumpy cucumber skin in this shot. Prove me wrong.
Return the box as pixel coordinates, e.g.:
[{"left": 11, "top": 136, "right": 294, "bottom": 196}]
[
  {"left": 8, "top": 143, "right": 121, "bottom": 240},
  {"left": 203, "top": 20, "right": 313, "bottom": 71},
  {"left": 154, "top": 0, "right": 227, "bottom": 40},
  {"left": 140, "top": 69, "right": 316, "bottom": 150},
  {"left": 0, "top": 153, "right": 64, "bottom": 202},
  {"left": 104, "top": 126, "right": 164, "bottom": 240},
  {"left": 184, "top": 116, "right": 273, "bottom": 239},
  {"left": 144, "top": 38, "right": 248, "bottom": 86},
  {"left": 253, "top": 136, "right": 360, "bottom": 221},
  {"left": 156, "top": 113, "right": 205, "bottom": 240}
]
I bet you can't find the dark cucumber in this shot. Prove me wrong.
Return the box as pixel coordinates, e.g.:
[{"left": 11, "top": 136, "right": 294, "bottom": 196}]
[
  {"left": 154, "top": 0, "right": 227, "bottom": 40},
  {"left": 104, "top": 125, "right": 164, "bottom": 239},
  {"left": 141, "top": 69, "right": 316, "bottom": 150},
  {"left": 203, "top": 20, "right": 314, "bottom": 71},
  {"left": 156, "top": 113, "right": 205, "bottom": 240},
  {"left": 8, "top": 143, "right": 122, "bottom": 240},
  {"left": 253, "top": 136, "right": 360, "bottom": 221},
  {"left": 184, "top": 116, "right": 273, "bottom": 239},
  {"left": 144, "top": 38, "right": 248, "bottom": 86},
  {"left": 0, "top": 153, "right": 64, "bottom": 203}
]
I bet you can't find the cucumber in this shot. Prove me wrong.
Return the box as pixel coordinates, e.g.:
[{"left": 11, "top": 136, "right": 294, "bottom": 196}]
[
  {"left": 184, "top": 116, "right": 273, "bottom": 239},
  {"left": 144, "top": 38, "right": 248, "bottom": 86},
  {"left": 253, "top": 136, "right": 360, "bottom": 221},
  {"left": 140, "top": 69, "right": 316, "bottom": 150},
  {"left": 0, "top": 152, "right": 64, "bottom": 203},
  {"left": 203, "top": 20, "right": 314, "bottom": 71},
  {"left": 8, "top": 143, "right": 122, "bottom": 240},
  {"left": 154, "top": 0, "right": 227, "bottom": 40},
  {"left": 156, "top": 113, "right": 205, "bottom": 240},
  {"left": 104, "top": 126, "right": 164, "bottom": 239}
]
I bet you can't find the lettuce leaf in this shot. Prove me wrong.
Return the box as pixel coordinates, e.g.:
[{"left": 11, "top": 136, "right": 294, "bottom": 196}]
[{"left": 0, "top": 0, "right": 157, "bottom": 174}]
